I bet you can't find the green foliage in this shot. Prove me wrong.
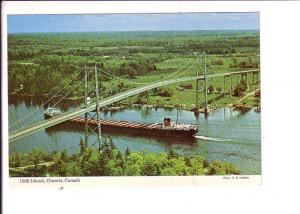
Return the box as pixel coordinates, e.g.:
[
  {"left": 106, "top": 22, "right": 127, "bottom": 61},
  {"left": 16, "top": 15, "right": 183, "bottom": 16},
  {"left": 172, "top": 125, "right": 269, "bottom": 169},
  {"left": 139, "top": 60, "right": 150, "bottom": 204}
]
[
  {"left": 9, "top": 142, "right": 240, "bottom": 177},
  {"left": 125, "top": 147, "right": 131, "bottom": 158},
  {"left": 136, "top": 91, "right": 150, "bottom": 104},
  {"left": 230, "top": 57, "right": 259, "bottom": 69},
  {"left": 8, "top": 30, "right": 259, "bottom": 97},
  {"left": 167, "top": 148, "right": 177, "bottom": 159},
  {"left": 25, "top": 148, "right": 47, "bottom": 176},
  {"left": 152, "top": 87, "right": 174, "bottom": 97},
  {"left": 216, "top": 87, "right": 222, "bottom": 93},
  {"left": 28, "top": 148, "right": 46, "bottom": 167},
  {"left": 203, "top": 159, "right": 210, "bottom": 168},
  {"left": 9, "top": 152, "right": 22, "bottom": 167},
  {"left": 234, "top": 79, "right": 248, "bottom": 96},
  {"left": 230, "top": 58, "right": 238, "bottom": 68},
  {"left": 208, "top": 84, "right": 214, "bottom": 93},
  {"left": 79, "top": 137, "right": 87, "bottom": 154},
  {"left": 211, "top": 59, "right": 224, "bottom": 65},
  {"left": 65, "top": 161, "right": 84, "bottom": 176}
]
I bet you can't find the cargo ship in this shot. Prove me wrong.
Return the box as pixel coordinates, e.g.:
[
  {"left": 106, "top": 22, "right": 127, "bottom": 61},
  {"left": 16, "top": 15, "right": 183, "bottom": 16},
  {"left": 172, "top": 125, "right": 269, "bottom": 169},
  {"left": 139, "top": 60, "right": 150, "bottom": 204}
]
[{"left": 69, "top": 117, "right": 198, "bottom": 138}]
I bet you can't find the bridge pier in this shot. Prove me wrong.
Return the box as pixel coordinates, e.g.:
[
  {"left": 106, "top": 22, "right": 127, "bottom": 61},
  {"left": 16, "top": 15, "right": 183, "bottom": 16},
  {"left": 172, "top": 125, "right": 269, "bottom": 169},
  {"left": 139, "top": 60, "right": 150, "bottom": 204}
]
[
  {"left": 241, "top": 73, "right": 248, "bottom": 85},
  {"left": 195, "top": 51, "right": 208, "bottom": 113},
  {"left": 223, "top": 76, "right": 226, "bottom": 95},
  {"left": 195, "top": 79, "right": 200, "bottom": 108},
  {"left": 252, "top": 71, "right": 260, "bottom": 84},
  {"left": 230, "top": 74, "right": 232, "bottom": 96},
  {"left": 196, "top": 78, "right": 208, "bottom": 111},
  {"left": 195, "top": 54, "right": 200, "bottom": 108}
]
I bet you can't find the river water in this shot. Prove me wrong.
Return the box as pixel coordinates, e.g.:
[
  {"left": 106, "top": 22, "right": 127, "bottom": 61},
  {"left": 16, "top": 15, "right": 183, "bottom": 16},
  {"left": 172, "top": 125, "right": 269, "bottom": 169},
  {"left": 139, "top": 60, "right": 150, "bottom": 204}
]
[{"left": 8, "top": 96, "right": 261, "bottom": 175}]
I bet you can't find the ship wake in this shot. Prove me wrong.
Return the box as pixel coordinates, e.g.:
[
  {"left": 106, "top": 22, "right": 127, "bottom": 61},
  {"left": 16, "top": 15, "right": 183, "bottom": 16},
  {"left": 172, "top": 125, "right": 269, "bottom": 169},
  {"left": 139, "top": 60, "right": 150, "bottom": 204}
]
[{"left": 194, "top": 135, "right": 229, "bottom": 142}]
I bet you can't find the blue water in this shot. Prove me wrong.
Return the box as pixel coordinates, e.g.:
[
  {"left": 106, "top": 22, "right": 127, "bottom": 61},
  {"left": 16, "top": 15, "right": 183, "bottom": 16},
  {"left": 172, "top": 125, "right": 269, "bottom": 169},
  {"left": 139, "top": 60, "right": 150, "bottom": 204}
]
[{"left": 8, "top": 100, "right": 261, "bottom": 174}]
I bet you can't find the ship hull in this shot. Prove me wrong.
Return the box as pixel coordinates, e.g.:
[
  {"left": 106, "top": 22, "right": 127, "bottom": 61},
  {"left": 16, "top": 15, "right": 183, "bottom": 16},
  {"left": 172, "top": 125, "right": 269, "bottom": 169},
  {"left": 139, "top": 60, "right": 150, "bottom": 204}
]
[
  {"left": 55, "top": 117, "right": 198, "bottom": 138},
  {"left": 100, "top": 124, "right": 198, "bottom": 138}
]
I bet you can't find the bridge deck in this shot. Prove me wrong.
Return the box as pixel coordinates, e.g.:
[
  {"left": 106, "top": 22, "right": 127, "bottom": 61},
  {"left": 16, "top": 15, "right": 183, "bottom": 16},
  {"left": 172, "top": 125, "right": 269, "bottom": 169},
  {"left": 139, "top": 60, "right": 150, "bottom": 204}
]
[{"left": 9, "top": 69, "right": 259, "bottom": 142}]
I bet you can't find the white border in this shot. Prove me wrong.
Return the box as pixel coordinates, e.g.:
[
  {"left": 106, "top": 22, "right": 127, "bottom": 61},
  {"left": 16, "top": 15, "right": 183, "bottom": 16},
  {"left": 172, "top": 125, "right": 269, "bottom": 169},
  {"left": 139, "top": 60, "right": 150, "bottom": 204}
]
[{"left": 3, "top": 1, "right": 261, "bottom": 14}]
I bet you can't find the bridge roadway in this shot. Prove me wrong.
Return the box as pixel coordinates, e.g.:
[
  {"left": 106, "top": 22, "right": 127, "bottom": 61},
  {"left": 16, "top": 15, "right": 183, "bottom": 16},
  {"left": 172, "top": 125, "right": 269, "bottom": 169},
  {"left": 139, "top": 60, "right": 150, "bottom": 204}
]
[{"left": 9, "top": 69, "right": 259, "bottom": 142}]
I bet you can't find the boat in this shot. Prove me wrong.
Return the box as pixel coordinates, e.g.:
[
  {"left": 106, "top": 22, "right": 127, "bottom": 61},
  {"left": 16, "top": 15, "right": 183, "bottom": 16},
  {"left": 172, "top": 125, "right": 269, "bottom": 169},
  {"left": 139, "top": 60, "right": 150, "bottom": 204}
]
[
  {"left": 69, "top": 117, "right": 198, "bottom": 138},
  {"left": 44, "top": 107, "right": 61, "bottom": 119}
]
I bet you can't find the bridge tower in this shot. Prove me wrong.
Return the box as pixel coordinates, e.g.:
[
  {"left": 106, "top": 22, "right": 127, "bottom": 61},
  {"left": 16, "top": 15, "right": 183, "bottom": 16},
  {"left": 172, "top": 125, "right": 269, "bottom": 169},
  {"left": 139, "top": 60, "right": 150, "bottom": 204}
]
[
  {"left": 195, "top": 53, "right": 200, "bottom": 108},
  {"left": 84, "top": 65, "right": 89, "bottom": 145},
  {"left": 204, "top": 51, "right": 208, "bottom": 112},
  {"left": 83, "top": 64, "right": 102, "bottom": 152},
  {"left": 195, "top": 51, "right": 208, "bottom": 113},
  {"left": 94, "top": 64, "right": 102, "bottom": 151}
]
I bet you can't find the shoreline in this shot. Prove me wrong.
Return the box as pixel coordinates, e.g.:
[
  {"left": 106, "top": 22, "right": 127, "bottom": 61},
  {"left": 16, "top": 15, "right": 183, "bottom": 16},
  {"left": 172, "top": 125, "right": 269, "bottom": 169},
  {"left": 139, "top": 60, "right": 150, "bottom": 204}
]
[{"left": 9, "top": 90, "right": 260, "bottom": 113}]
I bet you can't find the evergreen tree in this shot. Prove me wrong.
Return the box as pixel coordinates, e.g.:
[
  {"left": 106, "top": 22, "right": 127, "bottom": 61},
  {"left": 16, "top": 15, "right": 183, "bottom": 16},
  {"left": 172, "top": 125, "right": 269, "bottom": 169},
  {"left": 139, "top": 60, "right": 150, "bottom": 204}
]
[
  {"left": 184, "top": 155, "right": 192, "bottom": 167},
  {"left": 79, "top": 137, "right": 87, "bottom": 154},
  {"left": 125, "top": 147, "right": 131, "bottom": 158},
  {"left": 167, "top": 148, "right": 177, "bottom": 159},
  {"left": 28, "top": 148, "right": 46, "bottom": 176}
]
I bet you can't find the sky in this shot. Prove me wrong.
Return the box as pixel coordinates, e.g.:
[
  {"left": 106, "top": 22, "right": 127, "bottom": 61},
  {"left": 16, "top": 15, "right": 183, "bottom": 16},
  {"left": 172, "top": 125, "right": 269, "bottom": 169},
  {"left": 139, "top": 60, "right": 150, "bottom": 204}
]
[{"left": 7, "top": 13, "right": 259, "bottom": 33}]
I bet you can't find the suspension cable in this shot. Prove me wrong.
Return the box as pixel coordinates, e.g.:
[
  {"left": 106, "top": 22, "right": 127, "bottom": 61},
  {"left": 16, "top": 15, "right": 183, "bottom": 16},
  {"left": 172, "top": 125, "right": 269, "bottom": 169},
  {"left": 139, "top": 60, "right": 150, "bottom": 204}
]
[
  {"left": 167, "top": 57, "right": 200, "bottom": 80},
  {"left": 12, "top": 70, "right": 92, "bottom": 131},
  {"left": 160, "top": 55, "right": 200, "bottom": 81},
  {"left": 10, "top": 53, "right": 203, "bottom": 131},
  {"left": 9, "top": 67, "right": 87, "bottom": 129},
  {"left": 99, "top": 54, "right": 200, "bottom": 85},
  {"left": 100, "top": 68, "right": 148, "bottom": 85}
]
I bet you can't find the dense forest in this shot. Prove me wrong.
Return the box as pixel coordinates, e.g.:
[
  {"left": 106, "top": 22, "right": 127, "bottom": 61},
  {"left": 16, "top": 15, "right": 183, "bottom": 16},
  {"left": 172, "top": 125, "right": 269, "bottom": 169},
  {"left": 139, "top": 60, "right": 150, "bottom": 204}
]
[
  {"left": 9, "top": 140, "right": 240, "bottom": 177},
  {"left": 8, "top": 30, "right": 259, "bottom": 98}
]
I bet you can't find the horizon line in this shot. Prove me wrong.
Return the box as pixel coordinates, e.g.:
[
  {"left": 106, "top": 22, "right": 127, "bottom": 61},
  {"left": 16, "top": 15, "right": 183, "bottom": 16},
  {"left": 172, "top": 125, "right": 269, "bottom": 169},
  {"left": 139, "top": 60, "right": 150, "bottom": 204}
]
[{"left": 8, "top": 29, "right": 260, "bottom": 34}]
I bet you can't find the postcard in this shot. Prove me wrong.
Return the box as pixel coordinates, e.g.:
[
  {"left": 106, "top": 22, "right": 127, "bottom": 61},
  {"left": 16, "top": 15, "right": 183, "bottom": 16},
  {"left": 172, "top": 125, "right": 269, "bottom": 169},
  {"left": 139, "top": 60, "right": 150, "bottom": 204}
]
[{"left": 3, "top": 1, "right": 261, "bottom": 188}]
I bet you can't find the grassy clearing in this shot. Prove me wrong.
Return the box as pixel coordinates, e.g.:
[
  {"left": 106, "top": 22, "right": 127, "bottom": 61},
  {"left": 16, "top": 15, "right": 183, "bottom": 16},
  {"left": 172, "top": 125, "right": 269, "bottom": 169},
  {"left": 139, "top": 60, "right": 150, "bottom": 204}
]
[
  {"left": 101, "top": 55, "right": 260, "bottom": 110},
  {"left": 110, "top": 77, "right": 260, "bottom": 110}
]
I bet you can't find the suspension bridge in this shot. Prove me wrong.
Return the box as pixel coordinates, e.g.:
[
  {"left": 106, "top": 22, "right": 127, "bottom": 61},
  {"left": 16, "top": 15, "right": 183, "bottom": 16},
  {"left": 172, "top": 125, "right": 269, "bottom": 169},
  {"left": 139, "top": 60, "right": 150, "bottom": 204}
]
[{"left": 9, "top": 53, "right": 260, "bottom": 143}]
